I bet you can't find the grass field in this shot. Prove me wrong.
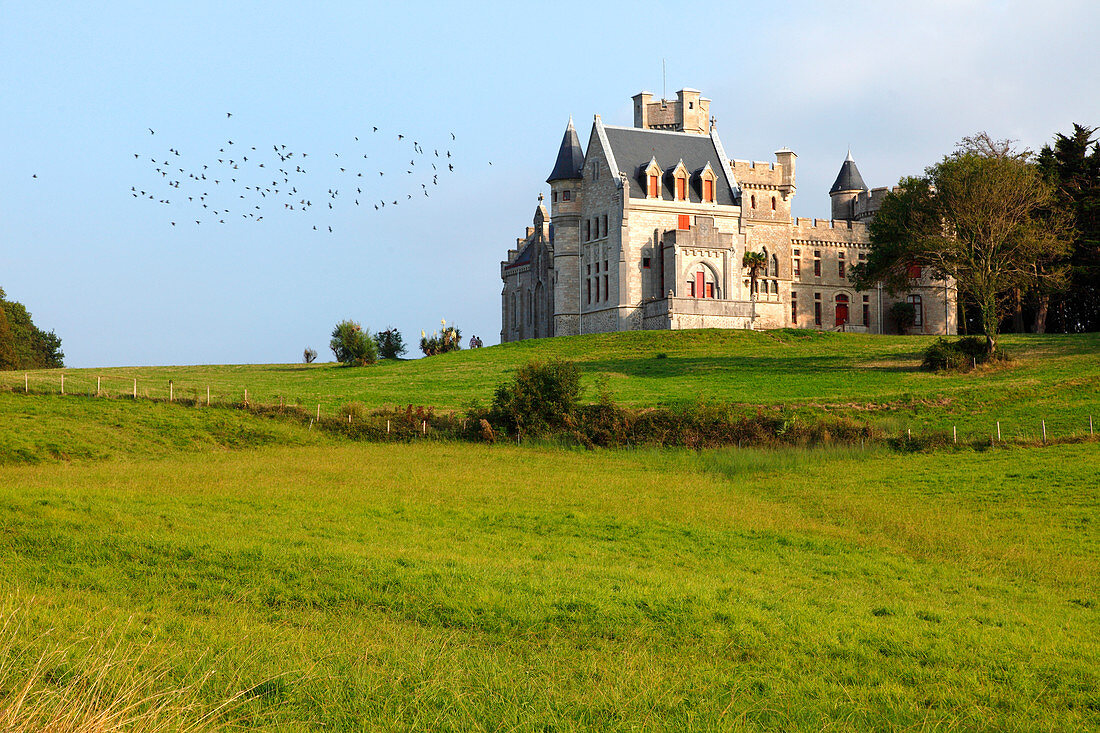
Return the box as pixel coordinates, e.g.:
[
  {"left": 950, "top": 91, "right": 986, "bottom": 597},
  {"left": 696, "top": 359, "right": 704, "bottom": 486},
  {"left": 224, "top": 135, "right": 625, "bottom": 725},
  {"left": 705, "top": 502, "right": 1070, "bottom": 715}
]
[
  {"left": 4, "top": 330, "right": 1098, "bottom": 439},
  {"left": 1, "top": 329, "right": 1097, "bottom": 730}
]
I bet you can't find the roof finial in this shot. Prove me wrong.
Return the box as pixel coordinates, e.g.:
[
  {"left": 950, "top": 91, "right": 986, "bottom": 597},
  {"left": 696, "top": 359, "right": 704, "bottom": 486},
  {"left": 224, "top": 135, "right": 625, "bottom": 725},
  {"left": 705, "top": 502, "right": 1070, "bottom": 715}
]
[
  {"left": 538, "top": 192, "right": 544, "bottom": 203},
  {"left": 567, "top": 115, "right": 574, "bottom": 129},
  {"left": 846, "top": 147, "right": 854, "bottom": 162}
]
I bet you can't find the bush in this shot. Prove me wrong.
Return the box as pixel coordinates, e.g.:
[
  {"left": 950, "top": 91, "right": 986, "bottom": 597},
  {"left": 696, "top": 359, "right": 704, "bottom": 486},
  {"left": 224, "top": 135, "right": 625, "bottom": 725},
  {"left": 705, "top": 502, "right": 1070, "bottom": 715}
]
[
  {"left": 889, "top": 302, "right": 916, "bottom": 334},
  {"left": 329, "top": 320, "right": 377, "bottom": 365},
  {"left": 489, "top": 358, "right": 583, "bottom": 436},
  {"left": 922, "top": 336, "right": 1002, "bottom": 371},
  {"left": 374, "top": 328, "right": 406, "bottom": 360},
  {"left": 303, "top": 347, "right": 317, "bottom": 364},
  {"left": 420, "top": 321, "right": 462, "bottom": 356}
]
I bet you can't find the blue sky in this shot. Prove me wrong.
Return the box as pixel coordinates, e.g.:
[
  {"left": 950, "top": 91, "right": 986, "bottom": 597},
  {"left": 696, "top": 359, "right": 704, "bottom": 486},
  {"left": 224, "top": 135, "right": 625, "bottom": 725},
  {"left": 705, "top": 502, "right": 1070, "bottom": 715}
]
[{"left": 3, "top": 1, "right": 1098, "bottom": 367}]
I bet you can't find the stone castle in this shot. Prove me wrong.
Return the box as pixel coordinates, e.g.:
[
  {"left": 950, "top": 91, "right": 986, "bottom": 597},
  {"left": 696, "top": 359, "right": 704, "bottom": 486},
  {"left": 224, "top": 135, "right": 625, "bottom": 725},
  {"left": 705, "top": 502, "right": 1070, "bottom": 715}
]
[{"left": 501, "top": 88, "right": 957, "bottom": 341}]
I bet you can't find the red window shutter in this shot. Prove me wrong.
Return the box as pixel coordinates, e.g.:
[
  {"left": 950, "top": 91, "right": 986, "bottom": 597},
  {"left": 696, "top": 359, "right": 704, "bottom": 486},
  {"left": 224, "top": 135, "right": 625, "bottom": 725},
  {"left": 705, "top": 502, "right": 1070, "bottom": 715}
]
[
  {"left": 705, "top": 283, "right": 714, "bottom": 298},
  {"left": 648, "top": 175, "right": 658, "bottom": 197},
  {"left": 678, "top": 214, "right": 690, "bottom": 230},
  {"left": 704, "top": 179, "right": 713, "bottom": 202},
  {"left": 676, "top": 178, "right": 686, "bottom": 200},
  {"left": 907, "top": 265, "right": 923, "bottom": 278}
]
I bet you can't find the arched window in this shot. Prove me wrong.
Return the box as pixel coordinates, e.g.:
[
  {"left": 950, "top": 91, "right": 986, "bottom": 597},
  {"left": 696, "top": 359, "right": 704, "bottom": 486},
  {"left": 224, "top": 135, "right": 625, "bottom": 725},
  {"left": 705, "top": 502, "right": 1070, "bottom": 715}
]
[
  {"left": 771, "top": 254, "right": 779, "bottom": 278},
  {"left": 836, "top": 293, "right": 850, "bottom": 326},
  {"left": 907, "top": 294, "right": 923, "bottom": 327}
]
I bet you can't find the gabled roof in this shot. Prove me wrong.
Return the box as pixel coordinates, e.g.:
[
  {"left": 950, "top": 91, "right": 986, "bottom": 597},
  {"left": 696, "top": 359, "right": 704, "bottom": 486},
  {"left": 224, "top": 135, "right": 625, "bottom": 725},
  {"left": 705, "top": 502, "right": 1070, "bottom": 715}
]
[
  {"left": 600, "top": 124, "right": 739, "bottom": 205},
  {"left": 830, "top": 150, "right": 867, "bottom": 194},
  {"left": 546, "top": 117, "right": 585, "bottom": 183}
]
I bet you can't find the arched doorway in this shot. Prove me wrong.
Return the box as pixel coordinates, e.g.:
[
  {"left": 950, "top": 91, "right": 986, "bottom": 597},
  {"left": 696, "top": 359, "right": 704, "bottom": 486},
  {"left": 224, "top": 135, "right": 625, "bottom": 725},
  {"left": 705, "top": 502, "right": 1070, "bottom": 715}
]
[{"left": 835, "top": 294, "right": 850, "bottom": 326}]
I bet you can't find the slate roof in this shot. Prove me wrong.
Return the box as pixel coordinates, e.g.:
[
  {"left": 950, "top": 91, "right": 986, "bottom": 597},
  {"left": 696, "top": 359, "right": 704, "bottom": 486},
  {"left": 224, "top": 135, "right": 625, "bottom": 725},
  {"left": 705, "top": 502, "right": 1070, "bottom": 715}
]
[
  {"left": 546, "top": 118, "right": 585, "bottom": 183},
  {"left": 830, "top": 151, "right": 867, "bottom": 194},
  {"left": 601, "top": 125, "right": 739, "bottom": 205},
  {"left": 503, "top": 240, "right": 533, "bottom": 270}
]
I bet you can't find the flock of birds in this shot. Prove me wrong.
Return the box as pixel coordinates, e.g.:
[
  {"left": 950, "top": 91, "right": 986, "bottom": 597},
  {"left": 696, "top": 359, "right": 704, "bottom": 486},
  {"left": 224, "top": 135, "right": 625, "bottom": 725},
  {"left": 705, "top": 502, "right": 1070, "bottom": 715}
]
[{"left": 130, "top": 113, "right": 470, "bottom": 232}]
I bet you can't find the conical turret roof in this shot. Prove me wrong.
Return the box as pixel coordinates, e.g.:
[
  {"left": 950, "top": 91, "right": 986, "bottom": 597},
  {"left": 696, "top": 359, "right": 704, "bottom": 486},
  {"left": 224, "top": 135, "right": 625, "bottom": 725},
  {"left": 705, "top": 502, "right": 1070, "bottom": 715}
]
[
  {"left": 546, "top": 117, "right": 585, "bottom": 183},
  {"left": 830, "top": 150, "right": 867, "bottom": 194}
]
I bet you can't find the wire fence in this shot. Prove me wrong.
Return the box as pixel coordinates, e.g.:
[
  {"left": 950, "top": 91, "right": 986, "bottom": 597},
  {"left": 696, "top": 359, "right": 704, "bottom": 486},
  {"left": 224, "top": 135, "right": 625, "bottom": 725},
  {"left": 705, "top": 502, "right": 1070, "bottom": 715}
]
[{"left": 3, "top": 370, "right": 1098, "bottom": 448}]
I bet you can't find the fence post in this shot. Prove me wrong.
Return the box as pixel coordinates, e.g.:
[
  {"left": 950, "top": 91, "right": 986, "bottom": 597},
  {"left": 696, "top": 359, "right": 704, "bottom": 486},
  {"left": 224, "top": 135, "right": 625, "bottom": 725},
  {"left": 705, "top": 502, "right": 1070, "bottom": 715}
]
[
  {"left": 1042, "top": 420, "right": 1047, "bottom": 443},
  {"left": 61, "top": 374, "right": 64, "bottom": 395},
  {"left": 316, "top": 404, "right": 321, "bottom": 420},
  {"left": 1091, "top": 415, "right": 1094, "bottom": 436},
  {"left": 133, "top": 378, "right": 137, "bottom": 399},
  {"left": 244, "top": 388, "right": 248, "bottom": 404},
  {"left": 996, "top": 421, "right": 1001, "bottom": 442},
  {"left": 97, "top": 376, "right": 101, "bottom": 396},
  {"left": 207, "top": 386, "right": 211, "bottom": 406},
  {"left": 422, "top": 420, "right": 426, "bottom": 435},
  {"left": 953, "top": 425, "right": 956, "bottom": 444},
  {"left": 169, "top": 381, "right": 173, "bottom": 402},
  {"left": 387, "top": 420, "right": 391, "bottom": 434},
  {"left": 25, "top": 373, "right": 28, "bottom": 393}
]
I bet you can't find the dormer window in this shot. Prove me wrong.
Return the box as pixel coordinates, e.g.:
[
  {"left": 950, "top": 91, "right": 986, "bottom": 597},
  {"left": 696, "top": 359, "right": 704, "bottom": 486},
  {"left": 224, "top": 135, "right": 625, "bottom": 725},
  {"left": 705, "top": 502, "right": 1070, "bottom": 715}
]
[
  {"left": 698, "top": 162, "right": 717, "bottom": 203},
  {"left": 644, "top": 157, "right": 662, "bottom": 199},
  {"left": 671, "top": 160, "right": 689, "bottom": 201}
]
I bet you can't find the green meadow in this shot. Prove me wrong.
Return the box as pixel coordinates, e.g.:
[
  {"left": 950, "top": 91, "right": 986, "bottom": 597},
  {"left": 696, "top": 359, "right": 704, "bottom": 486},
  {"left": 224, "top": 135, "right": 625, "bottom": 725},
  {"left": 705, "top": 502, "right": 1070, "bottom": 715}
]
[{"left": 0, "top": 330, "right": 1097, "bottom": 730}]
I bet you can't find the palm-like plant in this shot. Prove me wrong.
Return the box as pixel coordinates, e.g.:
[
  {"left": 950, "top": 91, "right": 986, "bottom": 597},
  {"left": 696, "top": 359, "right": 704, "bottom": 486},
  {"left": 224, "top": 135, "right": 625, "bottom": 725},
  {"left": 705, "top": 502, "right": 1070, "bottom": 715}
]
[{"left": 742, "top": 250, "right": 768, "bottom": 324}]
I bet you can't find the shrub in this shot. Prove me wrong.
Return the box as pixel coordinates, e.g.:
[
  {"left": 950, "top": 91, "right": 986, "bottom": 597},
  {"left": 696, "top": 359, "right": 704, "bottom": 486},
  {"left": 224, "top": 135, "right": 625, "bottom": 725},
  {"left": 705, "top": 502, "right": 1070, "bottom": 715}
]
[
  {"left": 489, "top": 358, "right": 583, "bottom": 436},
  {"left": 889, "top": 302, "right": 916, "bottom": 334},
  {"left": 374, "top": 328, "right": 407, "bottom": 360},
  {"left": 923, "top": 336, "right": 1005, "bottom": 371},
  {"left": 420, "top": 320, "right": 462, "bottom": 356},
  {"left": 303, "top": 347, "right": 317, "bottom": 364},
  {"left": 329, "top": 320, "right": 377, "bottom": 366}
]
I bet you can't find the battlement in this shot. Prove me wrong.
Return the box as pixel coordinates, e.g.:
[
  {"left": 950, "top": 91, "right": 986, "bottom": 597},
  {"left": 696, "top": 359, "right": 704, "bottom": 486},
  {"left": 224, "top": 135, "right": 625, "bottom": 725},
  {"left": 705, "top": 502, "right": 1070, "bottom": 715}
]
[
  {"left": 731, "top": 159, "right": 783, "bottom": 186},
  {"left": 632, "top": 88, "right": 711, "bottom": 135},
  {"left": 851, "top": 186, "right": 897, "bottom": 221}
]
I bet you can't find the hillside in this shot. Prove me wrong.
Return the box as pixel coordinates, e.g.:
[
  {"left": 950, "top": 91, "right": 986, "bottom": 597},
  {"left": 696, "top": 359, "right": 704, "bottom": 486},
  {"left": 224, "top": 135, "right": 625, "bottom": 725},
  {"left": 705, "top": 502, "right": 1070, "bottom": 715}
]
[{"left": 4, "top": 329, "right": 1099, "bottom": 439}]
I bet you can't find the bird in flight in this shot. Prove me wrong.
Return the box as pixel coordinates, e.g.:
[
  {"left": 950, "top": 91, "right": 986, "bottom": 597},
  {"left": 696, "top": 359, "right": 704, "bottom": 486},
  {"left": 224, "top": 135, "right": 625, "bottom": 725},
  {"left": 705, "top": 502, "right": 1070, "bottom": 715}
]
[
  {"left": 226, "top": 112, "right": 232, "bottom": 118},
  {"left": 148, "top": 128, "right": 155, "bottom": 135}
]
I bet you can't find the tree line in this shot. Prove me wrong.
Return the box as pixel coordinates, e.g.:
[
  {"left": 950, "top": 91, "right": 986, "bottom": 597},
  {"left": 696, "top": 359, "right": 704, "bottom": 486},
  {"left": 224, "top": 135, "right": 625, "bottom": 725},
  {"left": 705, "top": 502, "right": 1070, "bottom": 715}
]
[
  {"left": 0, "top": 288, "right": 63, "bottom": 370},
  {"left": 853, "top": 124, "right": 1100, "bottom": 351}
]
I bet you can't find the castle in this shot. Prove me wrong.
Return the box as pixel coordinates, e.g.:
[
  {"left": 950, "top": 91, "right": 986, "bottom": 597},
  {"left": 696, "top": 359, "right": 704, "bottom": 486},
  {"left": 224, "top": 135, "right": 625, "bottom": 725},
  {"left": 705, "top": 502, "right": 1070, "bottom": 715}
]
[{"left": 501, "top": 88, "right": 957, "bottom": 341}]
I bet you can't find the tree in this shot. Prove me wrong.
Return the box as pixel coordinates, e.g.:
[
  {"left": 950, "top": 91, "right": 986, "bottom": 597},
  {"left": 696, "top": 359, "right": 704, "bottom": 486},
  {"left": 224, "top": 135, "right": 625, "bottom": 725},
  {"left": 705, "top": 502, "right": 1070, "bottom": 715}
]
[
  {"left": 0, "top": 308, "right": 18, "bottom": 370},
  {"left": 329, "top": 320, "right": 376, "bottom": 365},
  {"left": 853, "top": 135, "right": 1073, "bottom": 352},
  {"left": 373, "top": 328, "right": 407, "bottom": 359},
  {"left": 0, "top": 287, "right": 63, "bottom": 369},
  {"left": 1037, "top": 124, "right": 1100, "bottom": 333},
  {"left": 742, "top": 251, "right": 767, "bottom": 325},
  {"left": 303, "top": 347, "right": 317, "bottom": 364}
]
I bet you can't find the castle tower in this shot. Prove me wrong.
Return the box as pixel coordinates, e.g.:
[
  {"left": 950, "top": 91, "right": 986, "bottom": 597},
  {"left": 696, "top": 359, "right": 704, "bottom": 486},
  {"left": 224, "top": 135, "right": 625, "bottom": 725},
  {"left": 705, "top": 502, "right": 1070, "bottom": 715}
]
[
  {"left": 631, "top": 88, "right": 711, "bottom": 135},
  {"left": 830, "top": 150, "right": 867, "bottom": 220},
  {"left": 547, "top": 117, "right": 585, "bottom": 337}
]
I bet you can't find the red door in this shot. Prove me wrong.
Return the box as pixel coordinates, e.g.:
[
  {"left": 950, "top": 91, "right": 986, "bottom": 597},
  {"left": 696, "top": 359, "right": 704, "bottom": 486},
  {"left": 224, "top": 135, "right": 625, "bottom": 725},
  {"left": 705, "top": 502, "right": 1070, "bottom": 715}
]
[
  {"left": 836, "top": 303, "right": 849, "bottom": 326},
  {"left": 695, "top": 272, "right": 705, "bottom": 299}
]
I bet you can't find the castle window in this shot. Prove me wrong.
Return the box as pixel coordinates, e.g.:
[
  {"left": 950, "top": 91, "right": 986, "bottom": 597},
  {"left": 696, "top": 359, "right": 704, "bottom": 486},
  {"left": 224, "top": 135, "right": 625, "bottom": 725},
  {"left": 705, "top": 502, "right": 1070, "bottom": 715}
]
[
  {"left": 863, "top": 295, "right": 870, "bottom": 326},
  {"left": 648, "top": 175, "right": 659, "bottom": 197},
  {"left": 603, "top": 274, "right": 608, "bottom": 301},
  {"left": 907, "top": 264, "right": 923, "bottom": 279},
  {"left": 791, "top": 292, "right": 798, "bottom": 323},
  {"left": 793, "top": 248, "right": 800, "bottom": 257},
  {"left": 813, "top": 252, "right": 821, "bottom": 277},
  {"left": 552, "top": 191, "right": 557, "bottom": 203},
  {"left": 563, "top": 190, "right": 571, "bottom": 201},
  {"left": 676, "top": 177, "right": 686, "bottom": 201},
  {"left": 771, "top": 196, "right": 776, "bottom": 211},
  {"left": 794, "top": 258, "right": 801, "bottom": 277},
  {"left": 908, "top": 294, "right": 923, "bottom": 327},
  {"left": 750, "top": 195, "right": 756, "bottom": 209},
  {"left": 836, "top": 293, "right": 850, "bottom": 327},
  {"left": 595, "top": 278, "right": 600, "bottom": 302},
  {"left": 643, "top": 257, "right": 651, "bottom": 269},
  {"left": 678, "top": 214, "right": 690, "bottom": 230},
  {"left": 814, "top": 292, "right": 821, "bottom": 326},
  {"left": 584, "top": 220, "right": 590, "bottom": 241},
  {"left": 704, "top": 178, "right": 714, "bottom": 203},
  {"left": 587, "top": 278, "right": 591, "bottom": 305},
  {"left": 771, "top": 254, "right": 779, "bottom": 278},
  {"left": 602, "top": 215, "right": 608, "bottom": 237},
  {"left": 689, "top": 264, "right": 718, "bottom": 299},
  {"left": 838, "top": 260, "right": 846, "bottom": 278}
]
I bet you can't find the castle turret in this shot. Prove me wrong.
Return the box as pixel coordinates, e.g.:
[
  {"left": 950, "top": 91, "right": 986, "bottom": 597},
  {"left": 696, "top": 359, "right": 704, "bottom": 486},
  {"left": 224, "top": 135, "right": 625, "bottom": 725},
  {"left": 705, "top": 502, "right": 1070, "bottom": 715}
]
[
  {"left": 547, "top": 118, "right": 585, "bottom": 337},
  {"left": 830, "top": 150, "right": 867, "bottom": 221},
  {"left": 631, "top": 88, "right": 711, "bottom": 135}
]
